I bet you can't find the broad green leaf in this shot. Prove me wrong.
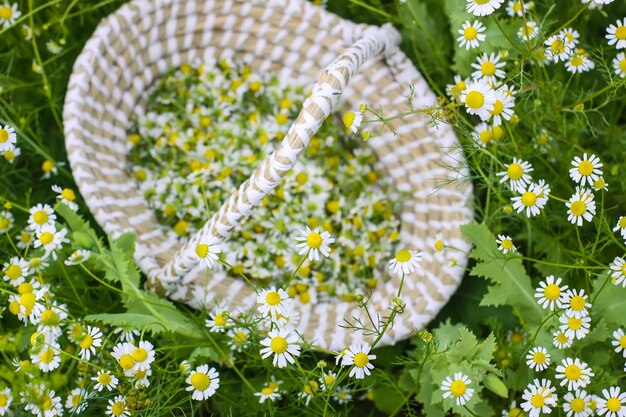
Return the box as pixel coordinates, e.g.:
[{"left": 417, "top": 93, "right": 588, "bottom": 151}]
[
  {"left": 592, "top": 274, "right": 626, "bottom": 327},
  {"left": 189, "top": 347, "right": 219, "bottom": 364},
  {"left": 461, "top": 222, "right": 545, "bottom": 325},
  {"left": 85, "top": 313, "right": 170, "bottom": 335},
  {"left": 413, "top": 363, "right": 445, "bottom": 417},
  {"left": 372, "top": 384, "right": 406, "bottom": 415}
]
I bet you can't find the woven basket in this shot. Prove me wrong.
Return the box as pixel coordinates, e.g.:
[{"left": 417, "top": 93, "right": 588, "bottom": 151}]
[{"left": 63, "top": 0, "right": 473, "bottom": 350}]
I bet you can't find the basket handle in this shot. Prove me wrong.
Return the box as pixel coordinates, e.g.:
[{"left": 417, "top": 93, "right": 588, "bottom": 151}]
[{"left": 157, "top": 24, "right": 401, "bottom": 283}]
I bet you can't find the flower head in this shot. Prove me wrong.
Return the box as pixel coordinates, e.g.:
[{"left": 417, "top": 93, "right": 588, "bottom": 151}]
[
  {"left": 526, "top": 346, "right": 551, "bottom": 371},
  {"left": 461, "top": 80, "right": 496, "bottom": 121},
  {"left": 569, "top": 153, "right": 602, "bottom": 187},
  {"left": 294, "top": 226, "right": 334, "bottom": 261},
  {"left": 466, "top": 0, "right": 504, "bottom": 16},
  {"left": 496, "top": 235, "right": 516, "bottom": 254},
  {"left": 606, "top": 18, "right": 626, "bottom": 49},
  {"left": 521, "top": 379, "right": 558, "bottom": 416},
  {"left": 596, "top": 386, "right": 626, "bottom": 417},
  {"left": 535, "top": 275, "right": 568, "bottom": 311},
  {"left": 342, "top": 343, "right": 376, "bottom": 379},
  {"left": 186, "top": 365, "right": 220, "bottom": 400},
  {"left": 457, "top": 20, "right": 486, "bottom": 49},
  {"left": 92, "top": 369, "right": 119, "bottom": 391},
  {"left": 511, "top": 183, "right": 548, "bottom": 217},
  {"left": 260, "top": 328, "right": 301, "bottom": 368},
  {"left": 497, "top": 158, "right": 533, "bottom": 192},
  {"left": 441, "top": 372, "right": 474, "bottom": 406},
  {"left": 555, "top": 357, "right": 594, "bottom": 391},
  {"left": 388, "top": 249, "right": 422, "bottom": 275}
]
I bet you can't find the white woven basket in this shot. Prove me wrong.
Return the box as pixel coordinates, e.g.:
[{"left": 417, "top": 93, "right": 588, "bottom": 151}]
[{"left": 63, "top": 0, "right": 473, "bottom": 350}]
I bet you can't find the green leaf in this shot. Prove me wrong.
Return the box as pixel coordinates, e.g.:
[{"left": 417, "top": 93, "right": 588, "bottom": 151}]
[
  {"left": 85, "top": 313, "right": 171, "bottom": 335},
  {"left": 461, "top": 222, "right": 546, "bottom": 325},
  {"left": 592, "top": 274, "right": 626, "bottom": 327},
  {"left": 189, "top": 347, "right": 219, "bottom": 364},
  {"left": 413, "top": 363, "right": 445, "bottom": 417},
  {"left": 55, "top": 203, "right": 102, "bottom": 251},
  {"left": 372, "top": 384, "right": 406, "bottom": 415}
]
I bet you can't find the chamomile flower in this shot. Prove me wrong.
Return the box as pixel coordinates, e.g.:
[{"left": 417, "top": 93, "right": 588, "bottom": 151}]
[
  {"left": 296, "top": 228, "right": 337, "bottom": 264},
  {"left": 506, "top": 0, "right": 534, "bottom": 16},
  {"left": 566, "top": 53, "right": 595, "bottom": 73},
  {"left": 613, "top": 52, "right": 626, "bottom": 77},
  {"left": 64, "top": 250, "right": 91, "bottom": 266},
  {"left": 526, "top": 346, "right": 551, "bottom": 371},
  {"left": 471, "top": 123, "right": 496, "bottom": 147},
  {"left": 612, "top": 328, "right": 626, "bottom": 357},
  {"left": 0, "top": 388, "right": 12, "bottom": 415},
  {"left": 26, "top": 389, "right": 63, "bottom": 417},
  {"left": 511, "top": 183, "right": 548, "bottom": 217},
  {"left": 555, "top": 357, "right": 594, "bottom": 391},
  {"left": 593, "top": 176, "right": 608, "bottom": 191},
  {"left": 497, "top": 157, "right": 533, "bottom": 192},
  {"left": 41, "top": 159, "right": 62, "bottom": 179},
  {"left": 65, "top": 388, "right": 89, "bottom": 414},
  {"left": 461, "top": 79, "right": 496, "bottom": 121},
  {"left": 257, "top": 287, "right": 291, "bottom": 317},
  {"left": 518, "top": 21, "right": 539, "bottom": 40},
  {"left": 545, "top": 35, "right": 573, "bottom": 62},
  {"left": 31, "top": 343, "right": 61, "bottom": 372},
  {"left": 563, "top": 390, "right": 592, "bottom": 417},
  {"left": 597, "top": 387, "right": 626, "bottom": 417},
  {"left": 446, "top": 74, "right": 468, "bottom": 99},
  {"left": 333, "top": 387, "right": 353, "bottom": 404},
  {"left": 560, "top": 28, "right": 580, "bottom": 48},
  {"left": 569, "top": 153, "right": 603, "bottom": 186},
  {"left": 0, "top": 2, "right": 20, "bottom": 28},
  {"left": 227, "top": 327, "right": 250, "bottom": 352},
  {"left": 112, "top": 327, "right": 140, "bottom": 343},
  {"left": 106, "top": 395, "right": 130, "bottom": 417},
  {"left": 342, "top": 343, "right": 376, "bottom": 379},
  {"left": 471, "top": 53, "right": 507, "bottom": 84},
  {"left": 560, "top": 313, "right": 591, "bottom": 340},
  {"left": 496, "top": 235, "right": 516, "bottom": 254},
  {"left": 77, "top": 325, "right": 103, "bottom": 361},
  {"left": 92, "top": 370, "right": 119, "bottom": 391},
  {"left": 441, "top": 372, "right": 474, "bottom": 406},
  {"left": 206, "top": 305, "right": 229, "bottom": 332},
  {"left": 260, "top": 328, "right": 301, "bottom": 368},
  {"left": 28, "top": 203, "right": 56, "bottom": 234},
  {"left": 320, "top": 371, "right": 337, "bottom": 390},
  {"left": 111, "top": 342, "right": 137, "bottom": 376},
  {"left": 606, "top": 18, "right": 626, "bottom": 49},
  {"left": 2, "top": 257, "right": 30, "bottom": 286},
  {"left": 457, "top": 20, "right": 486, "bottom": 49},
  {"left": 489, "top": 87, "right": 515, "bottom": 126},
  {"left": 34, "top": 226, "right": 69, "bottom": 260},
  {"left": 342, "top": 111, "right": 362, "bottom": 133},
  {"left": 433, "top": 232, "right": 445, "bottom": 252},
  {"left": 0, "top": 125, "right": 16, "bottom": 153},
  {"left": 613, "top": 216, "right": 626, "bottom": 240},
  {"left": 51, "top": 185, "right": 79, "bottom": 211},
  {"left": 521, "top": 379, "right": 558, "bottom": 417},
  {"left": 297, "top": 380, "right": 320, "bottom": 405},
  {"left": 194, "top": 237, "right": 221, "bottom": 268},
  {"left": 559, "top": 289, "right": 592, "bottom": 318},
  {"left": 186, "top": 365, "right": 220, "bottom": 400},
  {"left": 131, "top": 340, "right": 155, "bottom": 371},
  {"left": 535, "top": 275, "right": 568, "bottom": 311},
  {"left": 0, "top": 210, "right": 14, "bottom": 233},
  {"left": 388, "top": 249, "right": 422, "bottom": 275},
  {"left": 466, "top": 0, "right": 504, "bottom": 16},
  {"left": 254, "top": 380, "right": 282, "bottom": 403}
]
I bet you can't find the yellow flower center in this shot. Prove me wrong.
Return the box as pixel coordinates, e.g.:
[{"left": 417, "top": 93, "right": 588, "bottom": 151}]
[
  {"left": 61, "top": 188, "right": 76, "bottom": 201},
  {"left": 570, "top": 295, "right": 586, "bottom": 311},
  {"left": 304, "top": 381, "right": 319, "bottom": 395},
  {"left": 80, "top": 334, "right": 94, "bottom": 350},
  {"left": 33, "top": 210, "right": 48, "bottom": 225},
  {"left": 119, "top": 354, "right": 135, "bottom": 370},
  {"left": 475, "top": 0, "right": 490, "bottom": 4},
  {"left": 479, "top": 129, "right": 492, "bottom": 144},
  {"left": 306, "top": 232, "right": 323, "bottom": 249},
  {"left": 465, "top": 91, "right": 485, "bottom": 109},
  {"left": 622, "top": 263, "right": 626, "bottom": 275},
  {"left": 570, "top": 201, "right": 586, "bottom": 217},
  {"left": 195, "top": 244, "right": 209, "bottom": 258},
  {"left": 531, "top": 393, "right": 545, "bottom": 408},
  {"left": 270, "top": 336, "right": 288, "bottom": 354},
  {"left": 5, "top": 264, "right": 21, "bottom": 280},
  {"left": 568, "top": 317, "right": 582, "bottom": 330},
  {"left": 295, "top": 172, "right": 308, "bottom": 185},
  {"left": 133, "top": 347, "right": 148, "bottom": 362},
  {"left": 233, "top": 331, "right": 248, "bottom": 345},
  {"left": 0, "top": 129, "right": 8, "bottom": 143},
  {"left": 352, "top": 352, "right": 370, "bottom": 368},
  {"left": 20, "top": 292, "right": 36, "bottom": 310},
  {"left": 8, "top": 300, "right": 20, "bottom": 315},
  {"left": 508, "top": 407, "right": 523, "bottom": 417},
  {"left": 261, "top": 386, "right": 275, "bottom": 395},
  {"left": 571, "top": 398, "right": 586, "bottom": 412},
  {"left": 214, "top": 313, "right": 226, "bottom": 327},
  {"left": 556, "top": 333, "right": 569, "bottom": 344},
  {"left": 0, "top": 6, "right": 12, "bottom": 20},
  {"left": 324, "top": 374, "right": 335, "bottom": 386},
  {"left": 544, "top": 284, "right": 561, "bottom": 300},
  {"left": 513, "top": 2, "right": 522, "bottom": 11},
  {"left": 434, "top": 239, "right": 444, "bottom": 251},
  {"left": 620, "top": 335, "right": 626, "bottom": 349},
  {"left": 594, "top": 178, "right": 605, "bottom": 189},
  {"left": 395, "top": 249, "right": 411, "bottom": 263},
  {"left": 607, "top": 398, "right": 622, "bottom": 412},
  {"left": 464, "top": 26, "right": 478, "bottom": 40},
  {"left": 551, "top": 39, "right": 566, "bottom": 54},
  {"left": 565, "top": 364, "right": 581, "bottom": 380},
  {"left": 0, "top": 394, "right": 7, "bottom": 407},
  {"left": 18, "top": 282, "right": 32, "bottom": 294},
  {"left": 481, "top": 61, "right": 496, "bottom": 76},
  {"left": 620, "top": 58, "right": 626, "bottom": 73},
  {"left": 533, "top": 351, "right": 546, "bottom": 364},
  {"left": 521, "top": 192, "right": 537, "bottom": 207},
  {"left": 522, "top": 24, "right": 534, "bottom": 37},
  {"left": 40, "top": 348, "right": 55, "bottom": 364},
  {"left": 616, "top": 26, "right": 626, "bottom": 40},
  {"left": 501, "top": 239, "right": 513, "bottom": 249},
  {"left": 41, "top": 395, "right": 53, "bottom": 411},
  {"left": 452, "top": 80, "right": 466, "bottom": 95},
  {"left": 111, "top": 401, "right": 126, "bottom": 416},
  {"left": 190, "top": 372, "right": 211, "bottom": 390},
  {"left": 491, "top": 100, "right": 504, "bottom": 115},
  {"left": 98, "top": 373, "right": 112, "bottom": 385},
  {"left": 265, "top": 291, "right": 281, "bottom": 306},
  {"left": 42, "top": 160, "right": 54, "bottom": 173},
  {"left": 578, "top": 160, "right": 593, "bottom": 176},
  {"left": 571, "top": 56, "right": 583, "bottom": 67},
  {"left": 449, "top": 380, "right": 467, "bottom": 397},
  {"left": 39, "top": 231, "right": 54, "bottom": 245},
  {"left": 41, "top": 309, "right": 58, "bottom": 325},
  {"left": 342, "top": 112, "right": 355, "bottom": 128},
  {"left": 507, "top": 163, "right": 523, "bottom": 180},
  {"left": 511, "top": 332, "right": 523, "bottom": 343}
]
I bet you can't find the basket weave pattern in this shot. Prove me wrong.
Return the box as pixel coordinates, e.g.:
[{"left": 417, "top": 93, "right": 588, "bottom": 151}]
[{"left": 64, "top": 0, "right": 473, "bottom": 350}]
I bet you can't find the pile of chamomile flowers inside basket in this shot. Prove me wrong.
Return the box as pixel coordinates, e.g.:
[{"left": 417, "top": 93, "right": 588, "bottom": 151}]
[{"left": 126, "top": 60, "right": 405, "bottom": 303}]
